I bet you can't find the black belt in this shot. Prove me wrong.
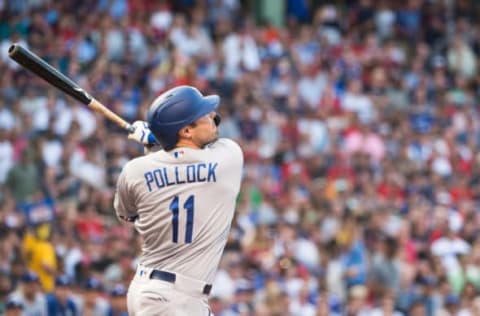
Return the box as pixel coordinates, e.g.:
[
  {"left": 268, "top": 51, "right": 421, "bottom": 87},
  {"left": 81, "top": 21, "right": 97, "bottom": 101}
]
[{"left": 149, "top": 270, "right": 212, "bottom": 295}]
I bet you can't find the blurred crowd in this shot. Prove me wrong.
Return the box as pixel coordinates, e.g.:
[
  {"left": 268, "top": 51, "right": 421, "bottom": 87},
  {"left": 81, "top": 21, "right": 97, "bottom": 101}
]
[{"left": 1, "top": 0, "right": 480, "bottom": 315}]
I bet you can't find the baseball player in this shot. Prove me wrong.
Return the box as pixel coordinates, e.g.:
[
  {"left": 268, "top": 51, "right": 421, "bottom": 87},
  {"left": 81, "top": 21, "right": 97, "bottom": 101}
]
[{"left": 114, "top": 85, "right": 244, "bottom": 315}]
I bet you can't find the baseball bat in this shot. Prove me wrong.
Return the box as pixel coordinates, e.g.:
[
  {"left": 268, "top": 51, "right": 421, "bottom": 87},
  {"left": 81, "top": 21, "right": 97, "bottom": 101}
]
[{"left": 8, "top": 43, "right": 135, "bottom": 133}]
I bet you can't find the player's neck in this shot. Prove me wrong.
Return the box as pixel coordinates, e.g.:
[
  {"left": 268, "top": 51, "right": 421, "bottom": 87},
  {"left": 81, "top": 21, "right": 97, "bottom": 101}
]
[{"left": 175, "top": 139, "right": 202, "bottom": 150}]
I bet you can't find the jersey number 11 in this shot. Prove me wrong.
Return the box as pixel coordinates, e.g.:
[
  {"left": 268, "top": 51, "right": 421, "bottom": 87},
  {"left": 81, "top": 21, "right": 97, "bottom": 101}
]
[{"left": 169, "top": 195, "right": 194, "bottom": 243}]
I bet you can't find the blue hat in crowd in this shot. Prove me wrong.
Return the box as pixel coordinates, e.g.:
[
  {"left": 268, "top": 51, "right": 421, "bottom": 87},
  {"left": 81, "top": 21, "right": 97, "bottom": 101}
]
[
  {"left": 21, "top": 271, "right": 39, "bottom": 283},
  {"left": 445, "top": 294, "right": 460, "bottom": 305},
  {"left": 5, "top": 297, "right": 23, "bottom": 310},
  {"left": 84, "top": 277, "right": 103, "bottom": 291},
  {"left": 55, "top": 275, "right": 71, "bottom": 287},
  {"left": 110, "top": 284, "right": 127, "bottom": 297},
  {"left": 235, "top": 279, "right": 254, "bottom": 294}
]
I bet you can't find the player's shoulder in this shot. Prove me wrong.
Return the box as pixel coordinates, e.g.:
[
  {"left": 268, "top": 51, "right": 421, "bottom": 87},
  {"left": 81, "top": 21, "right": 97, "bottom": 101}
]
[
  {"left": 121, "top": 154, "right": 151, "bottom": 173},
  {"left": 207, "top": 138, "right": 243, "bottom": 166},
  {"left": 208, "top": 138, "right": 242, "bottom": 153}
]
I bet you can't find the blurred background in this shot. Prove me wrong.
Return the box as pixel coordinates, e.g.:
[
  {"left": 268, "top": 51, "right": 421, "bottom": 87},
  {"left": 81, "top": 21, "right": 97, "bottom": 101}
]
[{"left": 1, "top": 0, "right": 480, "bottom": 315}]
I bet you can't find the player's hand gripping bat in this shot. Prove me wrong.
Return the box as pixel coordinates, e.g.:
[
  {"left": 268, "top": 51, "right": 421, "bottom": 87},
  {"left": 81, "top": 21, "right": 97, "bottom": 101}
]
[{"left": 8, "top": 43, "right": 135, "bottom": 133}]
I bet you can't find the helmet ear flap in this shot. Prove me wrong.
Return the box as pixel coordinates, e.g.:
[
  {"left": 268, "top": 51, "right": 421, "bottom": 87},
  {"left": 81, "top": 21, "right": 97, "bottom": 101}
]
[{"left": 213, "top": 114, "right": 221, "bottom": 126}]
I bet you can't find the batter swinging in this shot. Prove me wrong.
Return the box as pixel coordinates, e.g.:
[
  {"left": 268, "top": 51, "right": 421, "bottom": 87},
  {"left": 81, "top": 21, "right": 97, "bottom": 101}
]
[{"left": 114, "top": 86, "right": 243, "bottom": 316}]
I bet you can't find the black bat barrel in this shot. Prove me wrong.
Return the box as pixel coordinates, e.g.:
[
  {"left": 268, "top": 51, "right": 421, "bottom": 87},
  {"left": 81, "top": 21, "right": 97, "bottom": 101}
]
[{"left": 8, "top": 43, "right": 92, "bottom": 105}]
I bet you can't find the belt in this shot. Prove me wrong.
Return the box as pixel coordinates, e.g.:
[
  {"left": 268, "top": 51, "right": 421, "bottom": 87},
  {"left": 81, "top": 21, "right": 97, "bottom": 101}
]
[{"left": 149, "top": 270, "right": 212, "bottom": 295}]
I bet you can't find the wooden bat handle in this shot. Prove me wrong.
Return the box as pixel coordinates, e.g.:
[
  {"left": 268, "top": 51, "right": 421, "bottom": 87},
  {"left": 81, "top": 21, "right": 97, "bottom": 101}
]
[{"left": 89, "top": 99, "right": 135, "bottom": 133}]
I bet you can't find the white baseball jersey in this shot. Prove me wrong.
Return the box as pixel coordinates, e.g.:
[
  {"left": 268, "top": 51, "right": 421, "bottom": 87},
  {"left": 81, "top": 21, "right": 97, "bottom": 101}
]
[{"left": 114, "top": 138, "right": 243, "bottom": 284}]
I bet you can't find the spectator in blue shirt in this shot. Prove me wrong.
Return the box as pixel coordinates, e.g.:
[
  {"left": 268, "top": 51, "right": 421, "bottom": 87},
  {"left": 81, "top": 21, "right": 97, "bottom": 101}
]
[
  {"left": 46, "top": 275, "right": 79, "bottom": 316},
  {"left": 107, "top": 284, "right": 128, "bottom": 316}
]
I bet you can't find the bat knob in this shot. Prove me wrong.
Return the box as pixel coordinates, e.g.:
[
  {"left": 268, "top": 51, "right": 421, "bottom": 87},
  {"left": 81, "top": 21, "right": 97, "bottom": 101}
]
[{"left": 8, "top": 44, "right": 19, "bottom": 56}]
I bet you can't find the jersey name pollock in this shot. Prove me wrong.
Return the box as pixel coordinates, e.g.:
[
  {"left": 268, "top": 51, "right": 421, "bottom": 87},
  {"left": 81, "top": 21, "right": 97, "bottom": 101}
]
[{"left": 144, "top": 162, "right": 218, "bottom": 191}]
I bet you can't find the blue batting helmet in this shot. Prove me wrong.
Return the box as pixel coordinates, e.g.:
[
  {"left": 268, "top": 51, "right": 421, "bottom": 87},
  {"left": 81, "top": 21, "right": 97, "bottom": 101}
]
[{"left": 147, "top": 86, "right": 220, "bottom": 150}]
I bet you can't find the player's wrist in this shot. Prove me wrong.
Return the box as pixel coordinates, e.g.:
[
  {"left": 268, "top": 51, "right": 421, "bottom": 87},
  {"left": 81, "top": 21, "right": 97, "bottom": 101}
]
[
  {"left": 128, "top": 120, "right": 159, "bottom": 146},
  {"left": 147, "top": 133, "right": 158, "bottom": 145}
]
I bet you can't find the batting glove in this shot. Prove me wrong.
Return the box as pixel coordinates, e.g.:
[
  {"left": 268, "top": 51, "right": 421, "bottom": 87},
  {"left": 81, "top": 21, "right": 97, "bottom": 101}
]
[{"left": 128, "top": 121, "right": 158, "bottom": 146}]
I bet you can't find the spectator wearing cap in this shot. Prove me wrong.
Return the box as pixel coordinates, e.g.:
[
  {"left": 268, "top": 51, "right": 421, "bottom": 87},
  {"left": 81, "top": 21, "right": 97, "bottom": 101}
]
[
  {"left": 79, "top": 277, "right": 110, "bottom": 316},
  {"left": 437, "top": 294, "right": 461, "bottom": 316},
  {"left": 107, "top": 284, "right": 128, "bottom": 316},
  {"left": 7, "top": 270, "right": 47, "bottom": 316},
  {"left": 45, "top": 275, "right": 79, "bottom": 316},
  {"left": 223, "top": 278, "right": 256, "bottom": 315},
  {"left": 4, "top": 296, "right": 23, "bottom": 316}
]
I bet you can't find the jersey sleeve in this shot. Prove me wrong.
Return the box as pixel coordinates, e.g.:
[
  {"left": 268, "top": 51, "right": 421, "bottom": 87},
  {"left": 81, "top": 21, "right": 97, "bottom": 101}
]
[{"left": 114, "top": 165, "right": 138, "bottom": 222}]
